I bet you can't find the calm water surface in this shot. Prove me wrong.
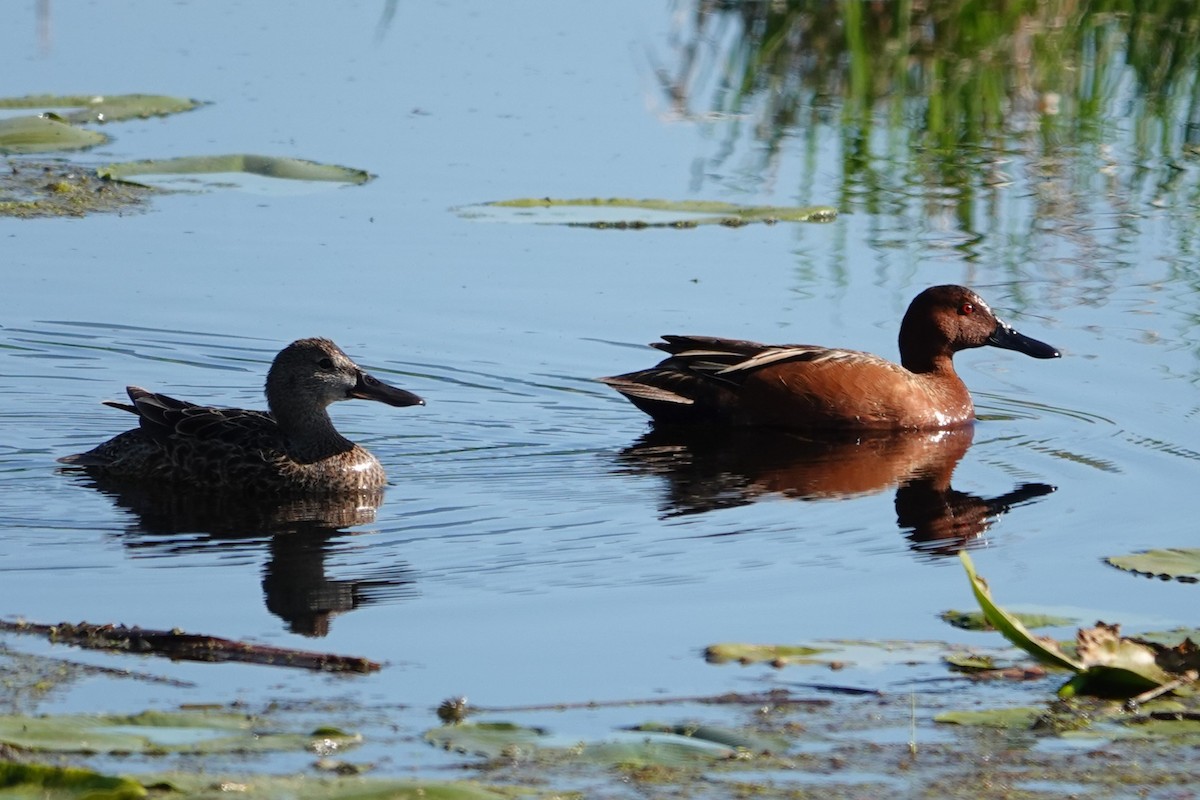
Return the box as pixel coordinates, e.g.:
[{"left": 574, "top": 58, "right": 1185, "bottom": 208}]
[{"left": 2, "top": 0, "right": 1200, "bottom": 779}]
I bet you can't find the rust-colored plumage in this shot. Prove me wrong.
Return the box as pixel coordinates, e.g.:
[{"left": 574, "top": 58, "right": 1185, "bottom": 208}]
[
  {"left": 58, "top": 338, "right": 424, "bottom": 493},
  {"left": 600, "top": 285, "right": 1060, "bottom": 430}
]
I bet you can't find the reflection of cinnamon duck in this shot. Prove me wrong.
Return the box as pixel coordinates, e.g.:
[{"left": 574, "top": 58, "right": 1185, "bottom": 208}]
[
  {"left": 68, "top": 474, "right": 416, "bottom": 637},
  {"left": 614, "top": 426, "right": 1054, "bottom": 556}
]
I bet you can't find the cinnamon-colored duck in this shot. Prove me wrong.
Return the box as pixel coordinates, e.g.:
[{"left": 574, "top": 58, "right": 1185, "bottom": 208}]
[
  {"left": 600, "top": 285, "right": 1059, "bottom": 430},
  {"left": 58, "top": 338, "right": 424, "bottom": 493}
]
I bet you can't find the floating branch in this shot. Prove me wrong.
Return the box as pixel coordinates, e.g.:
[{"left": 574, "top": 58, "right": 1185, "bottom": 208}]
[{"left": 0, "top": 618, "right": 380, "bottom": 674}]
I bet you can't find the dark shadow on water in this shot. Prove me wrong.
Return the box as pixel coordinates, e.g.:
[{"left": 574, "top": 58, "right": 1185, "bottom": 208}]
[
  {"left": 613, "top": 425, "right": 1055, "bottom": 559},
  {"left": 62, "top": 472, "right": 417, "bottom": 637}
]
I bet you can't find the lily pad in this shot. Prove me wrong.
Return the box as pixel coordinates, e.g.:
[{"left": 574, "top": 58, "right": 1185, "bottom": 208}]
[
  {"left": 1105, "top": 548, "right": 1200, "bottom": 582},
  {"left": 0, "top": 762, "right": 145, "bottom": 800},
  {"left": 425, "top": 721, "right": 739, "bottom": 766},
  {"left": 142, "top": 773, "right": 511, "bottom": 800},
  {"left": 0, "top": 115, "right": 108, "bottom": 154},
  {"left": 0, "top": 93, "right": 203, "bottom": 124},
  {"left": 98, "top": 155, "right": 373, "bottom": 188},
  {"left": 630, "top": 722, "right": 788, "bottom": 754},
  {"left": 704, "top": 643, "right": 832, "bottom": 666},
  {"left": 458, "top": 197, "right": 837, "bottom": 228},
  {"left": 940, "top": 608, "right": 1077, "bottom": 631},
  {"left": 934, "top": 707, "right": 1044, "bottom": 729},
  {"left": 0, "top": 710, "right": 360, "bottom": 755}
]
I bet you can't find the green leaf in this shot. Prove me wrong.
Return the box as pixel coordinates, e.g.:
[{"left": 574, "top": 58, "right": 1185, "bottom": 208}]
[
  {"left": 958, "top": 551, "right": 1084, "bottom": 672},
  {"left": 934, "top": 707, "right": 1043, "bottom": 729},
  {"left": 703, "top": 643, "right": 831, "bottom": 665},
  {"left": 0, "top": 93, "right": 202, "bottom": 123},
  {"left": 0, "top": 115, "right": 107, "bottom": 154},
  {"left": 940, "top": 609, "right": 1077, "bottom": 631},
  {"left": 425, "top": 722, "right": 545, "bottom": 759},
  {"left": 943, "top": 652, "right": 997, "bottom": 671},
  {"left": 0, "top": 710, "right": 360, "bottom": 754},
  {"left": 1105, "top": 548, "right": 1200, "bottom": 582},
  {"left": 1057, "top": 622, "right": 1180, "bottom": 698},
  {"left": 136, "top": 773, "right": 512, "bottom": 800},
  {"left": 630, "top": 723, "right": 788, "bottom": 753},
  {"left": 0, "top": 762, "right": 145, "bottom": 800},
  {"left": 424, "top": 721, "right": 741, "bottom": 766},
  {"left": 97, "top": 155, "right": 372, "bottom": 186},
  {"left": 458, "top": 197, "right": 837, "bottom": 228}
]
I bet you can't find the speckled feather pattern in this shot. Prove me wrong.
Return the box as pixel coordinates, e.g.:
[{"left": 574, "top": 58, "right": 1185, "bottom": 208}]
[{"left": 58, "top": 338, "right": 423, "bottom": 494}]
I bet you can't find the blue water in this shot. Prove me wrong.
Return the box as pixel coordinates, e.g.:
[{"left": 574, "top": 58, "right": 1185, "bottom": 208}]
[{"left": 3, "top": 0, "right": 1200, "bottom": 780}]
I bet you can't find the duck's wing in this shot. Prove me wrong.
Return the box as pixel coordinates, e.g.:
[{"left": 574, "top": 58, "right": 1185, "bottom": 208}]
[
  {"left": 123, "top": 386, "right": 279, "bottom": 446},
  {"left": 601, "top": 336, "right": 878, "bottom": 425},
  {"left": 651, "top": 335, "right": 862, "bottom": 385}
]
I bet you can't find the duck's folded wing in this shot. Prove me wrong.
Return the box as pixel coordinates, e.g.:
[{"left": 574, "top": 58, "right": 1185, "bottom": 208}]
[
  {"left": 126, "top": 386, "right": 277, "bottom": 444},
  {"left": 652, "top": 336, "right": 858, "bottom": 385}
]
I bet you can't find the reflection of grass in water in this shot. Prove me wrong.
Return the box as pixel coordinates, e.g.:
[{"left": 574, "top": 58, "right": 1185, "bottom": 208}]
[{"left": 671, "top": 1, "right": 1200, "bottom": 212}]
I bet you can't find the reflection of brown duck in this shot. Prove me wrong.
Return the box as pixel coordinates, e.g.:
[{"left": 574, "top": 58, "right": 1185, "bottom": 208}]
[
  {"left": 69, "top": 474, "right": 416, "bottom": 637},
  {"left": 614, "top": 426, "right": 1054, "bottom": 556}
]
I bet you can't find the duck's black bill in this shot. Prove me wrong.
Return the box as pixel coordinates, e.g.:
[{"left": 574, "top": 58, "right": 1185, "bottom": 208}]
[
  {"left": 351, "top": 371, "right": 426, "bottom": 407},
  {"left": 987, "top": 322, "right": 1061, "bottom": 359}
]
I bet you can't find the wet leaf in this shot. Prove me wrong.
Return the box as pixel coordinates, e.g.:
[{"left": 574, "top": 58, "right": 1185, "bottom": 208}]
[
  {"left": 0, "top": 115, "right": 107, "bottom": 154},
  {"left": 0, "top": 710, "right": 360, "bottom": 754},
  {"left": 458, "top": 197, "right": 837, "bottom": 228},
  {"left": 960, "top": 552, "right": 1199, "bottom": 698},
  {"left": 630, "top": 722, "right": 788, "bottom": 753},
  {"left": 934, "top": 707, "right": 1043, "bottom": 729},
  {"left": 958, "top": 551, "right": 1084, "bottom": 672},
  {"left": 139, "top": 773, "right": 510, "bottom": 800},
  {"left": 940, "top": 608, "right": 1076, "bottom": 631},
  {"left": 1055, "top": 622, "right": 1177, "bottom": 698},
  {"left": 425, "top": 721, "right": 739, "bottom": 766},
  {"left": 943, "top": 652, "right": 997, "bottom": 671},
  {"left": 0, "top": 762, "right": 145, "bottom": 800},
  {"left": 425, "top": 722, "right": 545, "bottom": 759},
  {"left": 704, "top": 643, "right": 831, "bottom": 665},
  {"left": 1105, "top": 548, "right": 1200, "bottom": 582},
  {"left": 0, "top": 93, "right": 202, "bottom": 123},
  {"left": 97, "top": 155, "right": 372, "bottom": 186}
]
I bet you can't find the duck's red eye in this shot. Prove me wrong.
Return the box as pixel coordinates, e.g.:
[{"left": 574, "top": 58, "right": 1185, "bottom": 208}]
[{"left": 960, "top": 302, "right": 975, "bottom": 316}]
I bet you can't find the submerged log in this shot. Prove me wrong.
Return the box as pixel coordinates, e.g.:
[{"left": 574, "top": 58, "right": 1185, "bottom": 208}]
[{"left": 0, "top": 618, "right": 380, "bottom": 673}]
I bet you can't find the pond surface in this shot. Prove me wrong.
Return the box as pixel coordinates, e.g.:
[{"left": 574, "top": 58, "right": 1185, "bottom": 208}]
[{"left": 3, "top": 0, "right": 1200, "bottom": 791}]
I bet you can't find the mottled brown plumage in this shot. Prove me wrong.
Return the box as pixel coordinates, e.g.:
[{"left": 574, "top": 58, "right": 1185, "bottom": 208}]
[
  {"left": 58, "top": 338, "right": 424, "bottom": 493},
  {"left": 600, "top": 285, "right": 1060, "bottom": 430}
]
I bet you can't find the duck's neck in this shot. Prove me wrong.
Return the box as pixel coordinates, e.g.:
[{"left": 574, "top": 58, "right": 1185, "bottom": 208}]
[
  {"left": 900, "top": 350, "right": 954, "bottom": 375},
  {"left": 273, "top": 404, "right": 355, "bottom": 463}
]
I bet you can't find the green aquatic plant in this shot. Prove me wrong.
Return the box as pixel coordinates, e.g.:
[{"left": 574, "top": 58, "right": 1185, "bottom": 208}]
[
  {"left": 959, "top": 551, "right": 1200, "bottom": 698},
  {"left": 0, "top": 709, "right": 361, "bottom": 754},
  {"left": 0, "top": 93, "right": 202, "bottom": 124},
  {"left": 1, "top": 92, "right": 370, "bottom": 216},
  {"left": 0, "top": 115, "right": 107, "bottom": 154},
  {"left": 1106, "top": 547, "right": 1200, "bottom": 582},
  {"left": 98, "top": 155, "right": 373, "bottom": 186},
  {"left": 459, "top": 197, "right": 836, "bottom": 228},
  {"left": 0, "top": 762, "right": 145, "bottom": 800}
]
